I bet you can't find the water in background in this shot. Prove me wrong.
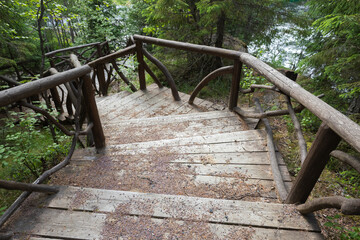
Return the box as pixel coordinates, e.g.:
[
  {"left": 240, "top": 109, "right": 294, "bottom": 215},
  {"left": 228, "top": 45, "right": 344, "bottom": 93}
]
[{"left": 248, "top": 2, "right": 309, "bottom": 70}]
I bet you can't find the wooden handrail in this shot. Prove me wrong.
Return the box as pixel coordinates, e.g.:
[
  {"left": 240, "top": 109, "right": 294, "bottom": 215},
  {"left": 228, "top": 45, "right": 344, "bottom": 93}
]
[
  {"left": 0, "top": 66, "right": 91, "bottom": 107},
  {"left": 88, "top": 44, "right": 136, "bottom": 67},
  {"left": 133, "top": 34, "right": 241, "bottom": 59},
  {"left": 239, "top": 53, "right": 360, "bottom": 153},
  {"left": 45, "top": 42, "right": 102, "bottom": 57}
]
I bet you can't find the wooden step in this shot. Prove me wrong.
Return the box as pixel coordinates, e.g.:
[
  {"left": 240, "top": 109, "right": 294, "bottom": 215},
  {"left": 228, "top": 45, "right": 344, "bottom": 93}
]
[
  {"left": 96, "top": 90, "right": 132, "bottom": 106},
  {"left": 102, "top": 111, "right": 258, "bottom": 144},
  {"left": 7, "top": 186, "right": 322, "bottom": 239},
  {"left": 96, "top": 84, "right": 228, "bottom": 120},
  {"left": 51, "top": 130, "right": 292, "bottom": 201}
]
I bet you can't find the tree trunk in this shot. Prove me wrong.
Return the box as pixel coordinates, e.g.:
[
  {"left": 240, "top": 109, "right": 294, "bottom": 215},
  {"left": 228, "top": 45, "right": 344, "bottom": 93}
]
[
  {"left": 348, "top": 95, "right": 360, "bottom": 114},
  {"left": 214, "top": 11, "right": 226, "bottom": 69},
  {"left": 68, "top": 20, "right": 76, "bottom": 43},
  {"left": 61, "top": 19, "right": 69, "bottom": 47},
  {"left": 37, "top": 0, "right": 46, "bottom": 78}
]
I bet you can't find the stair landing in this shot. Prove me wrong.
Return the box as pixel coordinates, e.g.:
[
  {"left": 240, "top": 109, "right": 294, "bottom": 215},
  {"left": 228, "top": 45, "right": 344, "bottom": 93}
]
[{"left": 2, "top": 84, "right": 322, "bottom": 239}]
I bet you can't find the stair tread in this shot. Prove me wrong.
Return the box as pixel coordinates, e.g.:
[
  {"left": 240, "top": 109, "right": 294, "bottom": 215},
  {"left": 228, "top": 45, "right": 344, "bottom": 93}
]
[{"left": 7, "top": 186, "right": 321, "bottom": 239}]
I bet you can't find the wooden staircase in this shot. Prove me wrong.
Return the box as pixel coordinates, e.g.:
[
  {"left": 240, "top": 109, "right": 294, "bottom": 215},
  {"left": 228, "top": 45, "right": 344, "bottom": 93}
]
[{"left": 4, "top": 84, "right": 322, "bottom": 239}]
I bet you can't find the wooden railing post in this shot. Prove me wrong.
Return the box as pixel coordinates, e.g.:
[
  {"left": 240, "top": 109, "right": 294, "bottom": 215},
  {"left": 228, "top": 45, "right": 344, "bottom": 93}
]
[
  {"left": 96, "top": 44, "right": 107, "bottom": 96},
  {"left": 229, "top": 60, "right": 242, "bottom": 110},
  {"left": 286, "top": 123, "right": 341, "bottom": 204},
  {"left": 135, "top": 40, "right": 146, "bottom": 90},
  {"left": 70, "top": 54, "right": 105, "bottom": 150},
  {"left": 81, "top": 73, "right": 106, "bottom": 150}
]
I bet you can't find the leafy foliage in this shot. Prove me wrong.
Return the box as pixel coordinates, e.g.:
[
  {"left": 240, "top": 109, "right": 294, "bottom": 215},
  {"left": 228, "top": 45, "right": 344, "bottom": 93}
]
[
  {"left": 0, "top": 110, "right": 70, "bottom": 180},
  {"left": 74, "top": 0, "right": 129, "bottom": 48},
  {"left": 300, "top": 0, "right": 360, "bottom": 107},
  {"left": 0, "top": 0, "right": 40, "bottom": 73}
]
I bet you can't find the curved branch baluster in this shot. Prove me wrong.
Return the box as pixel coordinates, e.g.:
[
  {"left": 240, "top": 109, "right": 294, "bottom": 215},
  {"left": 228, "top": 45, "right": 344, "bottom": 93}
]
[
  {"left": 297, "top": 196, "right": 360, "bottom": 215},
  {"left": 18, "top": 101, "right": 72, "bottom": 136},
  {"left": 143, "top": 61, "right": 163, "bottom": 88},
  {"left": 110, "top": 59, "right": 138, "bottom": 92},
  {"left": 254, "top": 98, "right": 289, "bottom": 202},
  {"left": 142, "top": 48, "right": 181, "bottom": 101},
  {"left": 330, "top": 150, "right": 360, "bottom": 173},
  {"left": 286, "top": 96, "right": 307, "bottom": 165},
  {"left": 189, "top": 66, "right": 233, "bottom": 104}
]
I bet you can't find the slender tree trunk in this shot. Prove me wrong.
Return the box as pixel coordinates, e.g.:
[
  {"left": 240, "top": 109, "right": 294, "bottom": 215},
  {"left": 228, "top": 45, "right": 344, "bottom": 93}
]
[
  {"left": 60, "top": 19, "right": 69, "bottom": 46},
  {"left": 68, "top": 20, "right": 76, "bottom": 43},
  {"left": 348, "top": 95, "right": 360, "bottom": 114},
  {"left": 37, "top": 0, "right": 46, "bottom": 78},
  {"left": 50, "top": 16, "right": 63, "bottom": 49},
  {"left": 214, "top": 10, "right": 226, "bottom": 68},
  {"left": 43, "top": 29, "right": 50, "bottom": 53}
]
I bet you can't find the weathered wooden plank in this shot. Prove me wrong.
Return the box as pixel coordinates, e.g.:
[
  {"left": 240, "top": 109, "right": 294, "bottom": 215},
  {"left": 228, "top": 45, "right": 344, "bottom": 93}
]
[
  {"left": 103, "top": 115, "right": 243, "bottom": 133},
  {"left": 47, "top": 186, "right": 320, "bottom": 232},
  {"left": 96, "top": 90, "right": 131, "bottom": 106},
  {"left": 100, "top": 215, "right": 323, "bottom": 240},
  {"left": 73, "top": 160, "right": 290, "bottom": 181},
  {"left": 104, "top": 117, "right": 248, "bottom": 144},
  {"left": 107, "top": 130, "right": 266, "bottom": 150},
  {"left": 172, "top": 164, "right": 291, "bottom": 181},
  {"left": 103, "top": 110, "right": 236, "bottom": 126},
  {"left": 106, "top": 125, "right": 247, "bottom": 145},
  {"left": 109, "top": 141, "right": 267, "bottom": 155},
  {"left": 98, "top": 84, "right": 158, "bottom": 119},
  {"left": 8, "top": 208, "right": 106, "bottom": 239},
  {"left": 134, "top": 89, "right": 175, "bottom": 118},
  {"left": 120, "top": 88, "right": 175, "bottom": 119},
  {"left": 11, "top": 208, "right": 322, "bottom": 240},
  {"left": 152, "top": 92, "right": 190, "bottom": 116},
  {"left": 171, "top": 97, "right": 206, "bottom": 115},
  {"left": 71, "top": 149, "right": 287, "bottom": 165},
  {"left": 193, "top": 175, "right": 293, "bottom": 191},
  {"left": 106, "top": 86, "right": 168, "bottom": 120},
  {"left": 104, "top": 85, "right": 163, "bottom": 113}
]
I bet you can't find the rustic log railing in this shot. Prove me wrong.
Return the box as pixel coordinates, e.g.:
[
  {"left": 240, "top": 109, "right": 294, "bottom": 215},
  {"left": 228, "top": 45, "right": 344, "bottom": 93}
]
[
  {"left": 0, "top": 58, "right": 105, "bottom": 227},
  {"left": 132, "top": 35, "right": 360, "bottom": 213},
  {"left": 45, "top": 41, "right": 137, "bottom": 96}
]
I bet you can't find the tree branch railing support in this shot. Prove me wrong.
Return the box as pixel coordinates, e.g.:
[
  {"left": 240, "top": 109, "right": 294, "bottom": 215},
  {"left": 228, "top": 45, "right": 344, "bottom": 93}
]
[
  {"left": 135, "top": 40, "right": 146, "bottom": 90},
  {"left": 254, "top": 98, "right": 289, "bottom": 201},
  {"left": 286, "top": 96, "right": 307, "bottom": 164},
  {"left": 96, "top": 43, "right": 107, "bottom": 96},
  {"left": 189, "top": 66, "right": 233, "bottom": 104},
  {"left": 141, "top": 48, "right": 181, "bottom": 101}
]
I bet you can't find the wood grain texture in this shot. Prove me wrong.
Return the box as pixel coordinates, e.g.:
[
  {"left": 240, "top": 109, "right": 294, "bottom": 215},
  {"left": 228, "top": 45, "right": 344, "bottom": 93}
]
[{"left": 47, "top": 186, "right": 320, "bottom": 232}]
